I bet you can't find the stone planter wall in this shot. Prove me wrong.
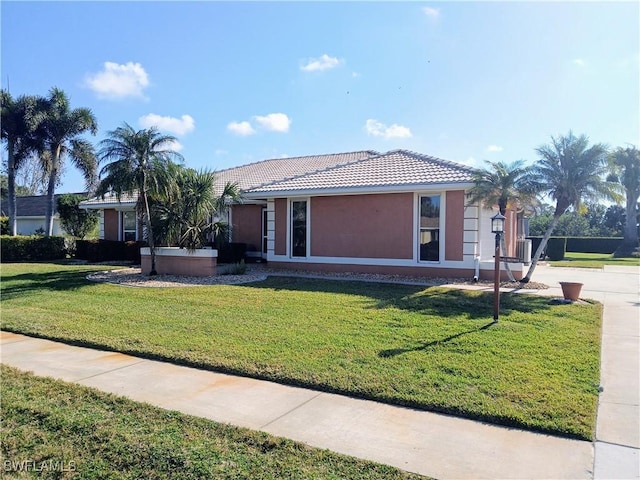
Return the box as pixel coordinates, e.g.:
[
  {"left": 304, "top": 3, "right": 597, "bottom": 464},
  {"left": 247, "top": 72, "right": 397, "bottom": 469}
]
[{"left": 140, "top": 247, "right": 218, "bottom": 277}]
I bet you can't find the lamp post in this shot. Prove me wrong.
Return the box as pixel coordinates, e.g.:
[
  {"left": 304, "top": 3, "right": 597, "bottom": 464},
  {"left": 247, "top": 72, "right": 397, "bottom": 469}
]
[{"left": 491, "top": 212, "right": 506, "bottom": 322}]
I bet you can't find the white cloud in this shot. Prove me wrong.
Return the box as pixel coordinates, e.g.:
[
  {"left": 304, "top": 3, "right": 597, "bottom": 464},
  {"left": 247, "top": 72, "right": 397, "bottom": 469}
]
[
  {"left": 84, "top": 61, "right": 149, "bottom": 99},
  {"left": 227, "top": 121, "right": 256, "bottom": 136},
  {"left": 139, "top": 114, "right": 195, "bottom": 135},
  {"left": 215, "top": 149, "right": 228, "bottom": 156},
  {"left": 462, "top": 156, "right": 479, "bottom": 167},
  {"left": 573, "top": 58, "right": 586, "bottom": 67},
  {"left": 253, "top": 113, "right": 291, "bottom": 133},
  {"left": 300, "top": 54, "right": 343, "bottom": 72},
  {"left": 364, "top": 119, "right": 412, "bottom": 139},
  {"left": 422, "top": 6, "right": 440, "bottom": 18},
  {"left": 486, "top": 145, "right": 503, "bottom": 152}
]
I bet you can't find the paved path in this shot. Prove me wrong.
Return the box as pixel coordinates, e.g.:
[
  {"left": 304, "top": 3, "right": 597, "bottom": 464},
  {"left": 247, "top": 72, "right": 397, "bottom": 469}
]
[{"left": 1, "top": 264, "right": 638, "bottom": 479}]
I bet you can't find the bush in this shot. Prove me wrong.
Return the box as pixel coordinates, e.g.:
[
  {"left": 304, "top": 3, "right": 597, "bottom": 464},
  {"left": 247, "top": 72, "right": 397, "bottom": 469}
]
[
  {"left": 1, "top": 235, "right": 66, "bottom": 262},
  {"left": 546, "top": 237, "right": 567, "bottom": 261},
  {"left": 75, "top": 239, "right": 145, "bottom": 264},
  {"left": 0, "top": 217, "right": 9, "bottom": 235},
  {"left": 221, "top": 260, "right": 247, "bottom": 275},
  {"left": 566, "top": 237, "right": 623, "bottom": 254},
  {"left": 217, "top": 242, "right": 247, "bottom": 264}
]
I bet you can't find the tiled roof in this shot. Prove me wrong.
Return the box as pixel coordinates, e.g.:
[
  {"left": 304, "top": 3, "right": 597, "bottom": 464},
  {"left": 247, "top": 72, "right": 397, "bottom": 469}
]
[
  {"left": 213, "top": 151, "right": 378, "bottom": 192},
  {"left": 80, "top": 191, "right": 138, "bottom": 207},
  {"left": 1, "top": 193, "right": 87, "bottom": 217},
  {"left": 247, "top": 150, "right": 476, "bottom": 194}
]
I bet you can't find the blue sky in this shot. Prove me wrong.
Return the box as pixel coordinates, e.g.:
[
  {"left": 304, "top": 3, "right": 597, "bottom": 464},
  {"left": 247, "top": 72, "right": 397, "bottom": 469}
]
[{"left": 2, "top": 1, "right": 638, "bottom": 193}]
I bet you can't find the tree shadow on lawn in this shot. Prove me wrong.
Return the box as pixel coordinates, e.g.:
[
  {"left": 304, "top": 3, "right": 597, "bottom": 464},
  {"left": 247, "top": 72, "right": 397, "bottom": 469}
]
[
  {"left": 0, "top": 268, "right": 103, "bottom": 300},
  {"left": 250, "top": 276, "right": 555, "bottom": 319},
  {"left": 379, "top": 320, "right": 497, "bottom": 358}
]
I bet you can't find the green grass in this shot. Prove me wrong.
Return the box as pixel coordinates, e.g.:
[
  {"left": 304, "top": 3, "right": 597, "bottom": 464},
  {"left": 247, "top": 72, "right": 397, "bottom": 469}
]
[
  {"left": 550, "top": 252, "right": 640, "bottom": 268},
  {"left": 0, "top": 365, "right": 425, "bottom": 479},
  {"left": 0, "top": 262, "right": 603, "bottom": 440}
]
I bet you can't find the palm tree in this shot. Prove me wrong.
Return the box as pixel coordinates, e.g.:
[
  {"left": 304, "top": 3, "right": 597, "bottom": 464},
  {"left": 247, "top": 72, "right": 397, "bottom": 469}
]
[
  {"left": 40, "top": 87, "right": 98, "bottom": 236},
  {"left": 521, "top": 132, "right": 621, "bottom": 283},
  {"left": 467, "top": 160, "right": 537, "bottom": 281},
  {"left": 609, "top": 146, "right": 640, "bottom": 256},
  {"left": 97, "top": 123, "right": 183, "bottom": 275},
  {"left": 1, "top": 90, "right": 43, "bottom": 235},
  {"left": 153, "top": 167, "right": 241, "bottom": 251}
]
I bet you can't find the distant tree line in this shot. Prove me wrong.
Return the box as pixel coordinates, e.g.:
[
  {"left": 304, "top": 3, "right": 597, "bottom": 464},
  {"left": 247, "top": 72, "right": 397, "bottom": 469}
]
[{"left": 528, "top": 202, "right": 634, "bottom": 238}]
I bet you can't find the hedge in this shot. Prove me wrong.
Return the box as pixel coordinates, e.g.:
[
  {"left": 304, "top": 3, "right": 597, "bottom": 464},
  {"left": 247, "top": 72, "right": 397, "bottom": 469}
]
[
  {"left": 546, "top": 237, "right": 567, "bottom": 261},
  {"left": 528, "top": 237, "right": 624, "bottom": 255},
  {"left": 1, "top": 235, "right": 66, "bottom": 262},
  {"left": 566, "top": 237, "right": 623, "bottom": 254},
  {"left": 75, "top": 240, "right": 145, "bottom": 264}
]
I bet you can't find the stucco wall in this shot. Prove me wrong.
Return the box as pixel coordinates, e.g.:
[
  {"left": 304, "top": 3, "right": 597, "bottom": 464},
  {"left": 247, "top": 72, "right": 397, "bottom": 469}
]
[
  {"left": 309, "top": 193, "right": 413, "bottom": 259},
  {"left": 232, "top": 204, "right": 263, "bottom": 250},
  {"left": 444, "top": 190, "right": 465, "bottom": 261},
  {"left": 274, "top": 198, "right": 287, "bottom": 255},
  {"left": 103, "top": 209, "right": 119, "bottom": 241}
]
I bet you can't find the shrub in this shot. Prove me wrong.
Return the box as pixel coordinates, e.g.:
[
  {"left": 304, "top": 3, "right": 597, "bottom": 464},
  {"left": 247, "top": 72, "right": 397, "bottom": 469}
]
[
  {"left": 221, "top": 260, "right": 247, "bottom": 275},
  {"left": 57, "top": 194, "right": 99, "bottom": 239},
  {"left": 75, "top": 239, "right": 145, "bottom": 264},
  {"left": 0, "top": 235, "right": 66, "bottom": 262},
  {"left": 566, "top": 237, "right": 623, "bottom": 254},
  {"left": 218, "top": 242, "right": 247, "bottom": 264},
  {"left": 546, "top": 237, "right": 567, "bottom": 261},
  {"left": 0, "top": 217, "right": 9, "bottom": 235}
]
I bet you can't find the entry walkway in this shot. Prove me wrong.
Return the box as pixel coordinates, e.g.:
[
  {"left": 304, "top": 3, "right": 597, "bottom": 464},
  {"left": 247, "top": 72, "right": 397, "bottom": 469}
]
[{"left": 1, "top": 264, "right": 638, "bottom": 479}]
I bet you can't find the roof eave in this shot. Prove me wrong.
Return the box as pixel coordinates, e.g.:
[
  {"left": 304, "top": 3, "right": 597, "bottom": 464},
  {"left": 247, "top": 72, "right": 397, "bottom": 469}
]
[{"left": 244, "top": 181, "right": 475, "bottom": 199}]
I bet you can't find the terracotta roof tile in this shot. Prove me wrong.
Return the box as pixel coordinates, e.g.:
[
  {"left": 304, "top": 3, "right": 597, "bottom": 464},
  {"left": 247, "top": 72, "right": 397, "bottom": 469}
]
[
  {"left": 247, "top": 150, "right": 476, "bottom": 194},
  {"left": 213, "top": 151, "right": 378, "bottom": 192}
]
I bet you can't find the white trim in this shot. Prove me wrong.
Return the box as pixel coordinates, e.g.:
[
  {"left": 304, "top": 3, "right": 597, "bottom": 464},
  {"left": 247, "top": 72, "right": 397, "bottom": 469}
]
[
  {"left": 81, "top": 202, "right": 137, "bottom": 210},
  {"left": 140, "top": 247, "right": 218, "bottom": 258},
  {"left": 245, "top": 182, "right": 475, "bottom": 199},
  {"left": 267, "top": 254, "right": 475, "bottom": 270}
]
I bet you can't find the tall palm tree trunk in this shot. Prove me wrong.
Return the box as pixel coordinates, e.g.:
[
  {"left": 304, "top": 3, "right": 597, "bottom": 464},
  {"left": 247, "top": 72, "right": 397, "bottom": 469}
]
[
  {"left": 141, "top": 175, "right": 157, "bottom": 276},
  {"left": 7, "top": 140, "right": 18, "bottom": 236},
  {"left": 44, "top": 146, "right": 61, "bottom": 236},
  {"left": 623, "top": 195, "right": 639, "bottom": 248},
  {"left": 521, "top": 214, "right": 562, "bottom": 283},
  {"left": 500, "top": 234, "right": 517, "bottom": 282}
]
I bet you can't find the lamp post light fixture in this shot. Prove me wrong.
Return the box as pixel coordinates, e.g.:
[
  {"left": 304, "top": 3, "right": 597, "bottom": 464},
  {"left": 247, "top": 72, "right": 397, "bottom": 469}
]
[{"left": 491, "top": 212, "right": 506, "bottom": 322}]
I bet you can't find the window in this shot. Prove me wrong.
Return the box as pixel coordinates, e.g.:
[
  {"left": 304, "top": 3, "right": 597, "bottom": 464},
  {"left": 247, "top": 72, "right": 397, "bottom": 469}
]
[
  {"left": 291, "top": 200, "right": 307, "bottom": 257},
  {"left": 122, "top": 211, "right": 137, "bottom": 241},
  {"left": 419, "top": 195, "right": 440, "bottom": 261}
]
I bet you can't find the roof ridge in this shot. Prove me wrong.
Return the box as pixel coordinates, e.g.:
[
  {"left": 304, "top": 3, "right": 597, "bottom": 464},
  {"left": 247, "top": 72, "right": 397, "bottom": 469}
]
[
  {"left": 213, "top": 150, "right": 380, "bottom": 175},
  {"left": 246, "top": 150, "right": 381, "bottom": 192},
  {"left": 391, "top": 149, "right": 478, "bottom": 172}
]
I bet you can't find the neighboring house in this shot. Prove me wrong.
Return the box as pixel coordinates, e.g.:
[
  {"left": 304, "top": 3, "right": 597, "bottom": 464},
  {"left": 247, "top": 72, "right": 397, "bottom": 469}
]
[
  {"left": 0, "top": 194, "right": 75, "bottom": 236},
  {"left": 81, "top": 149, "right": 527, "bottom": 279}
]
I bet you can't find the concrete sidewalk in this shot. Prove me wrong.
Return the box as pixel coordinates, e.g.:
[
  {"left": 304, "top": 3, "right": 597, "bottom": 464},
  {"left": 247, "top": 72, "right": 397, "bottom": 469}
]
[{"left": 1, "top": 264, "right": 638, "bottom": 479}]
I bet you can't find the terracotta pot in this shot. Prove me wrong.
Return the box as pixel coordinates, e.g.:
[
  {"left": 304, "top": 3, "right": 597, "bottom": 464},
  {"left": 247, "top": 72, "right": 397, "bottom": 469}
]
[{"left": 559, "top": 282, "right": 583, "bottom": 301}]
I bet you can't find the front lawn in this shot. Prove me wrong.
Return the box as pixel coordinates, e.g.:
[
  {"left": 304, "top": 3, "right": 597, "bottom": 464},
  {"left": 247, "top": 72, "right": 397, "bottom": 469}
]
[
  {"left": 0, "top": 263, "right": 602, "bottom": 440},
  {"left": 0, "top": 366, "right": 424, "bottom": 479},
  {"left": 550, "top": 252, "right": 640, "bottom": 268}
]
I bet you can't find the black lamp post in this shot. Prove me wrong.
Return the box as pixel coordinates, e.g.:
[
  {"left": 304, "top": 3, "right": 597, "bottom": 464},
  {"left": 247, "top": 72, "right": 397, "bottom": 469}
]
[{"left": 491, "top": 212, "right": 506, "bottom": 322}]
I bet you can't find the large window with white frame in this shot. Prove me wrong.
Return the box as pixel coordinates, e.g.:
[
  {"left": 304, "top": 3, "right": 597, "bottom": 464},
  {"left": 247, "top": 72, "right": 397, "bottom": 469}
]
[
  {"left": 291, "top": 200, "right": 307, "bottom": 257},
  {"left": 121, "top": 211, "right": 137, "bottom": 241},
  {"left": 419, "top": 194, "right": 440, "bottom": 262}
]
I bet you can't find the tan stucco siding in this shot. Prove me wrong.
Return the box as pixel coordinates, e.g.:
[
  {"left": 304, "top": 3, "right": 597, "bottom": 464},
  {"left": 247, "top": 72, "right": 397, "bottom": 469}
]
[
  {"left": 309, "top": 193, "right": 413, "bottom": 259},
  {"left": 444, "top": 190, "right": 465, "bottom": 261},
  {"left": 232, "top": 204, "right": 263, "bottom": 250},
  {"left": 274, "top": 198, "right": 287, "bottom": 255},
  {"left": 103, "top": 209, "right": 119, "bottom": 241}
]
